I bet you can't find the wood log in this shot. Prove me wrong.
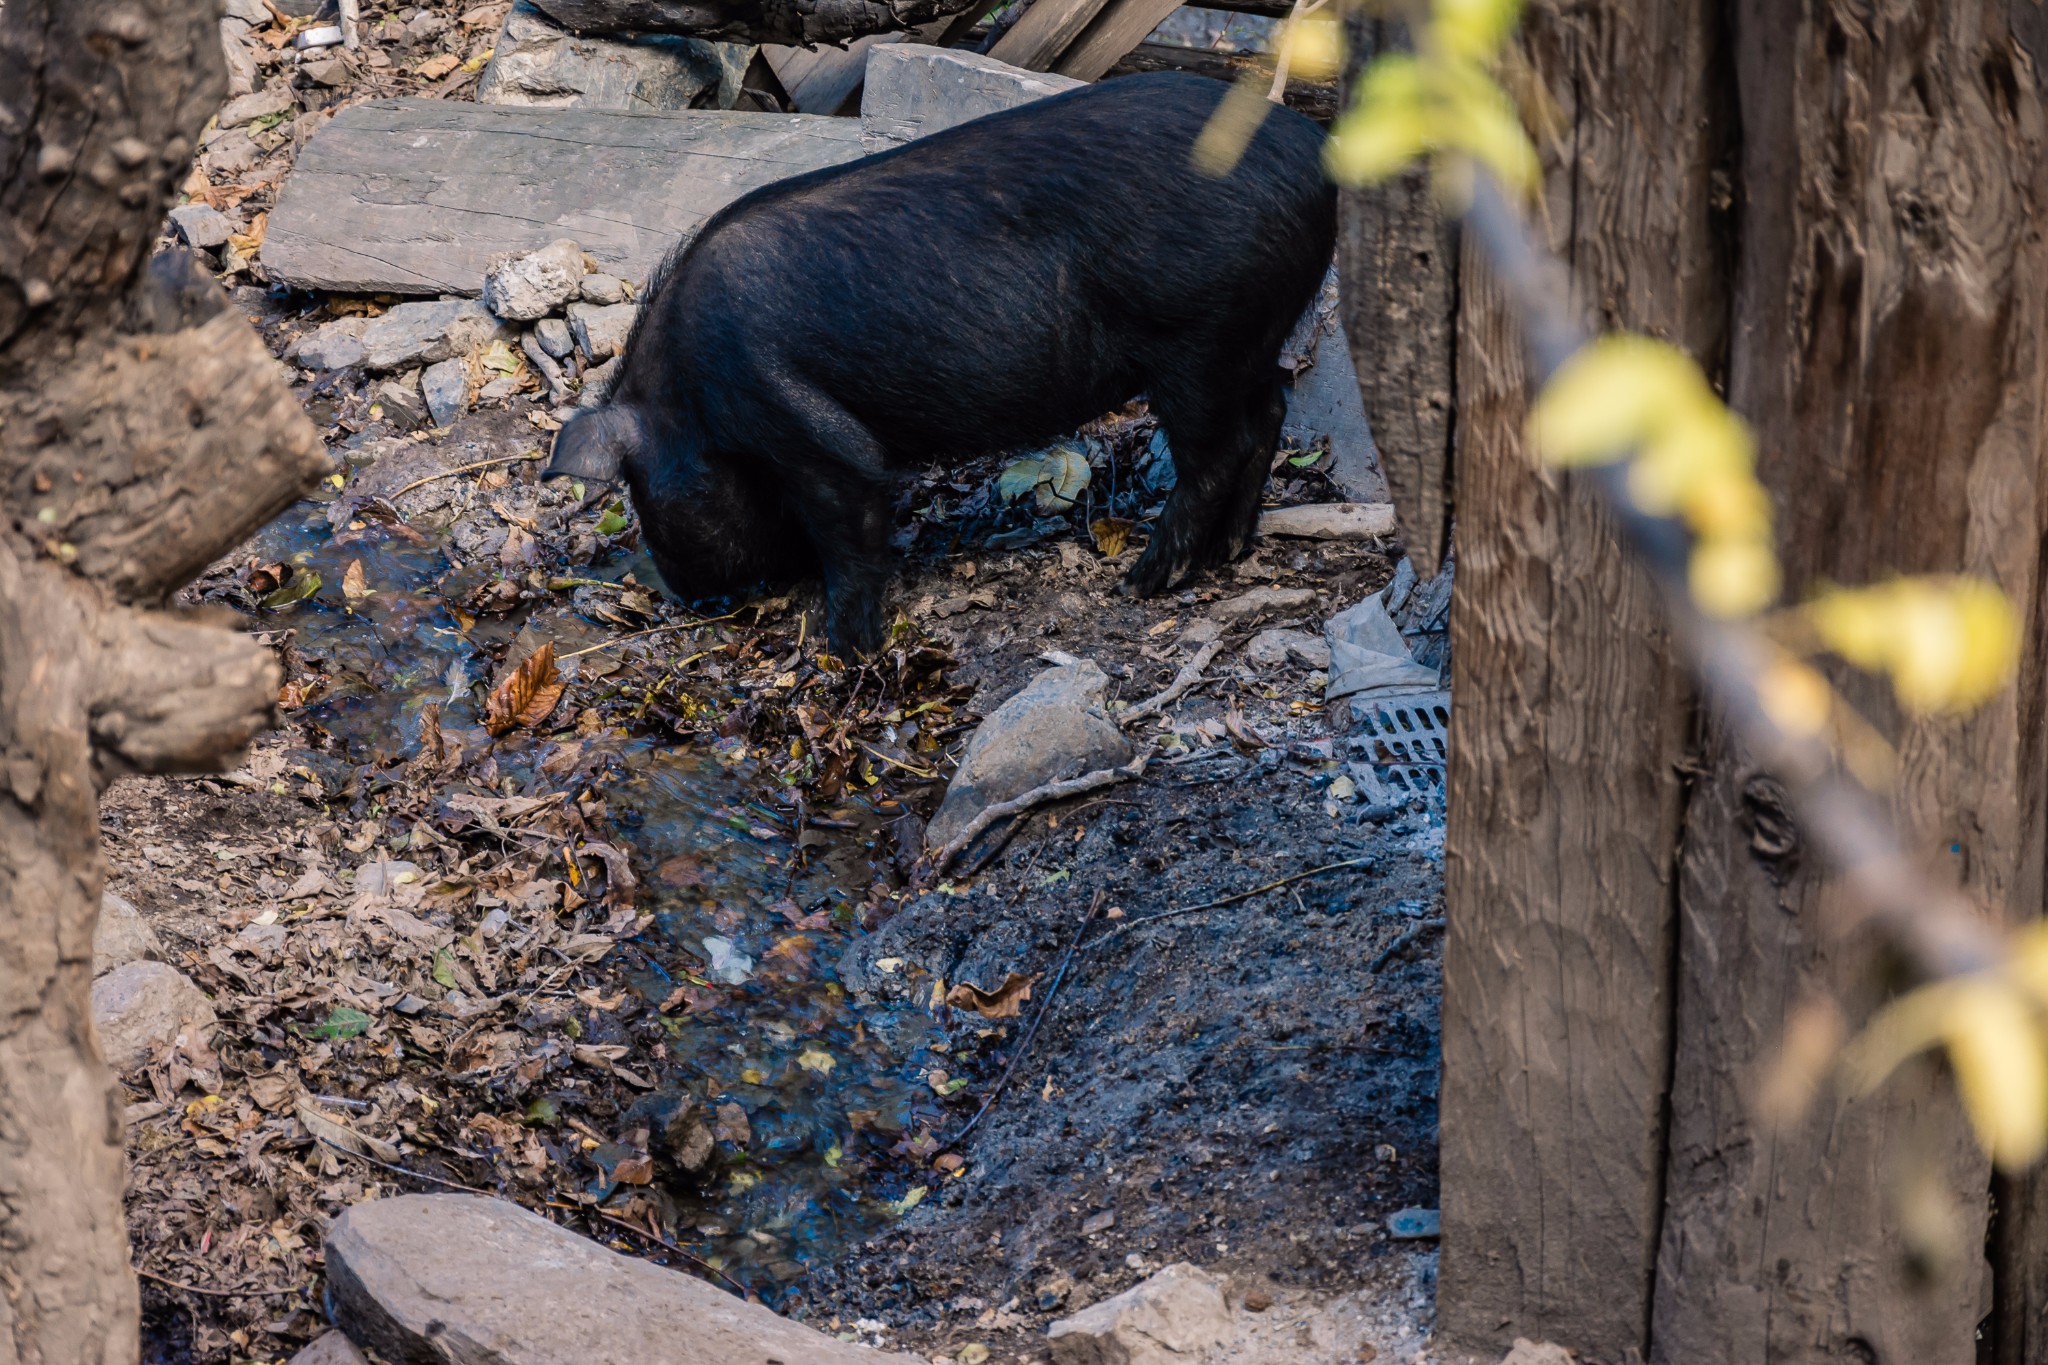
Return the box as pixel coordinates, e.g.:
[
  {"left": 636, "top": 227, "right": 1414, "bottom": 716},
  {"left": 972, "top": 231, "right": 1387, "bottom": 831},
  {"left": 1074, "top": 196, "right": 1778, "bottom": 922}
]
[
  {"left": 0, "top": 4, "right": 327, "bottom": 1362},
  {"left": 529, "top": 0, "right": 984, "bottom": 48}
]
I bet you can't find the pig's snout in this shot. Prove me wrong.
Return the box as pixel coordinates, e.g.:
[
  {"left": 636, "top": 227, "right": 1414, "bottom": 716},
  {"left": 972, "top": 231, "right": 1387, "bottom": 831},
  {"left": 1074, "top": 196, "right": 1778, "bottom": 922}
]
[{"left": 544, "top": 405, "right": 639, "bottom": 484}]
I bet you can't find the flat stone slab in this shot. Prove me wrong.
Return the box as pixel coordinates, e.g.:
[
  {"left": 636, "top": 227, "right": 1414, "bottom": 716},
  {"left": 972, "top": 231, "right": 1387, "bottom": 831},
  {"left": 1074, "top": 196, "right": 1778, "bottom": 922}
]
[
  {"left": 325, "top": 1193, "right": 922, "bottom": 1364},
  {"left": 266, "top": 100, "right": 866, "bottom": 296}
]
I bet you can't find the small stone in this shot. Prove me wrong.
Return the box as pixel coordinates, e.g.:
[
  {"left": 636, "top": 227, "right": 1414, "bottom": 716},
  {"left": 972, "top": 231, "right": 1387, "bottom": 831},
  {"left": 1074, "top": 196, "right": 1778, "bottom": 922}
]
[
  {"left": 1081, "top": 1210, "right": 1116, "bottom": 1236},
  {"left": 475, "top": 0, "right": 737, "bottom": 113},
  {"left": 1246, "top": 627, "right": 1331, "bottom": 670},
  {"left": 220, "top": 18, "right": 259, "bottom": 97},
  {"left": 91, "top": 961, "right": 216, "bottom": 1074},
  {"left": 477, "top": 375, "right": 521, "bottom": 403},
  {"left": 1209, "top": 586, "right": 1318, "bottom": 623},
  {"left": 1243, "top": 1287, "right": 1274, "bottom": 1312},
  {"left": 579, "top": 272, "right": 627, "bottom": 304},
  {"left": 223, "top": 0, "right": 273, "bottom": 23},
  {"left": 1385, "top": 1207, "right": 1440, "bottom": 1240},
  {"left": 926, "top": 661, "right": 1134, "bottom": 852},
  {"left": 218, "top": 85, "right": 296, "bottom": 128},
  {"left": 288, "top": 1331, "right": 370, "bottom": 1365},
  {"left": 287, "top": 316, "right": 369, "bottom": 371},
  {"left": 199, "top": 127, "right": 261, "bottom": 179},
  {"left": 577, "top": 355, "right": 621, "bottom": 406},
  {"left": 1047, "top": 1263, "right": 1231, "bottom": 1365},
  {"left": 483, "top": 238, "right": 586, "bottom": 321},
  {"left": 534, "top": 317, "right": 574, "bottom": 358},
  {"left": 1256, "top": 502, "right": 1398, "bottom": 541},
  {"left": 421, "top": 358, "right": 469, "bottom": 428},
  {"left": 568, "top": 300, "right": 636, "bottom": 361},
  {"left": 93, "top": 891, "right": 163, "bottom": 977},
  {"left": 359, "top": 298, "right": 508, "bottom": 371},
  {"left": 1499, "top": 1341, "right": 1574, "bottom": 1365},
  {"left": 168, "top": 202, "right": 234, "bottom": 250},
  {"left": 301, "top": 57, "right": 349, "bottom": 87},
  {"left": 372, "top": 374, "right": 429, "bottom": 430}
]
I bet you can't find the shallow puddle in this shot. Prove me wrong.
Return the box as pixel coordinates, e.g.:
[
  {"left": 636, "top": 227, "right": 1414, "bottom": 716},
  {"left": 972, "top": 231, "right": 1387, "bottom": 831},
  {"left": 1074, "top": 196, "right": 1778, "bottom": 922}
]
[{"left": 236, "top": 489, "right": 951, "bottom": 1300}]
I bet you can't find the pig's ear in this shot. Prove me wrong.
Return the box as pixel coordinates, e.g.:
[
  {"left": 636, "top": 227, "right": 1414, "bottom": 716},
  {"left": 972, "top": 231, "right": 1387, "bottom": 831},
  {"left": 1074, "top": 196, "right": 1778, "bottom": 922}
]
[{"left": 544, "top": 406, "right": 639, "bottom": 483}]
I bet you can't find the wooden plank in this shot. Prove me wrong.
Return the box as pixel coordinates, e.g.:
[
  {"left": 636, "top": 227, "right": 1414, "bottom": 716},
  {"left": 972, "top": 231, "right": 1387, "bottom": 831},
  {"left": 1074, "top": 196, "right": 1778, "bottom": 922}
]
[
  {"left": 1052, "top": 0, "right": 1187, "bottom": 81},
  {"left": 264, "top": 99, "right": 866, "bottom": 295},
  {"left": 765, "top": 36, "right": 900, "bottom": 115},
  {"left": 1647, "top": 4, "right": 2045, "bottom": 1359},
  {"left": 987, "top": 0, "right": 1114, "bottom": 73},
  {"left": 1434, "top": 4, "right": 1716, "bottom": 1359}
]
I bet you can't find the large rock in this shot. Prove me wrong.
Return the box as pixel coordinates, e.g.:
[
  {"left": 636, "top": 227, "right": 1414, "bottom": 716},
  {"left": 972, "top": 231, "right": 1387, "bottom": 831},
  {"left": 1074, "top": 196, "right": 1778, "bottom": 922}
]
[
  {"left": 484, "top": 238, "right": 587, "bottom": 321},
  {"left": 1047, "top": 1263, "right": 1232, "bottom": 1365},
  {"left": 859, "top": 44, "right": 1083, "bottom": 153},
  {"left": 927, "top": 660, "right": 1134, "bottom": 851},
  {"left": 288, "top": 1331, "right": 369, "bottom": 1365},
  {"left": 1277, "top": 267, "right": 1389, "bottom": 504},
  {"left": 478, "top": 1, "right": 747, "bottom": 113},
  {"left": 93, "top": 891, "right": 163, "bottom": 977},
  {"left": 324, "top": 1193, "right": 920, "bottom": 1364},
  {"left": 266, "top": 100, "right": 865, "bottom": 296},
  {"left": 91, "top": 962, "right": 215, "bottom": 1074},
  {"left": 422, "top": 358, "right": 471, "bottom": 428},
  {"left": 359, "top": 299, "right": 509, "bottom": 372}
]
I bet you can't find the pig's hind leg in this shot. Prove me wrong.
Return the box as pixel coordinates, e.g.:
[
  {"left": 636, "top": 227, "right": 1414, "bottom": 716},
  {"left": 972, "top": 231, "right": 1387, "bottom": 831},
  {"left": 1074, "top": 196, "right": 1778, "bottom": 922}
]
[
  {"left": 1125, "top": 368, "right": 1287, "bottom": 596},
  {"left": 768, "top": 383, "right": 901, "bottom": 656}
]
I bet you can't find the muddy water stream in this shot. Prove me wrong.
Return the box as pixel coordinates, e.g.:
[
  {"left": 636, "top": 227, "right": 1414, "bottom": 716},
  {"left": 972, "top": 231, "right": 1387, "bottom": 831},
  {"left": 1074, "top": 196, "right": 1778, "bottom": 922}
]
[{"left": 239, "top": 487, "right": 947, "bottom": 1301}]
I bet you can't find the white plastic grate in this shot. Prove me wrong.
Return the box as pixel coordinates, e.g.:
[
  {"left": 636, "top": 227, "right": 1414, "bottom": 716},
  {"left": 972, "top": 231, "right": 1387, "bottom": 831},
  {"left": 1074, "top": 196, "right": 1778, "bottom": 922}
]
[{"left": 1347, "top": 690, "right": 1450, "bottom": 809}]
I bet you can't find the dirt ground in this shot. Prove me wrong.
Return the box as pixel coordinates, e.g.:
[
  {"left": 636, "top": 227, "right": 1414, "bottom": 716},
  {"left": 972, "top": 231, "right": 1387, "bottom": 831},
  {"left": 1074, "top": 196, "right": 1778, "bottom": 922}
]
[{"left": 120, "top": 6, "right": 1445, "bottom": 1362}]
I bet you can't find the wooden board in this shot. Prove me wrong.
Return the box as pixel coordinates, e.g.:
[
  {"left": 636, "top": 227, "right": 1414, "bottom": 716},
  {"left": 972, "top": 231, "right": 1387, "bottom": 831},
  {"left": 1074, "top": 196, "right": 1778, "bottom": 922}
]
[
  {"left": 986, "top": 0, "right": 1114, "bottom": 73},
  {"left": 1052, "top": 0, "right": 1188, "bottom": 81},
  {"left": 1432, "top": 5, "right": 1712, "bottom": 1359},
  {"left": 264, "top": 99, "right": 866, "bottom": 295}
]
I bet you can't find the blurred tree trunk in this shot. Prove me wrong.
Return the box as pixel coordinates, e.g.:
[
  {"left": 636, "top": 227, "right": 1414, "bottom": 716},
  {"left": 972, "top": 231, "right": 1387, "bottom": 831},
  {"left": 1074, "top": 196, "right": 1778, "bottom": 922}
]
[
  {"left": 0, "top": 3, "right": 327, "bottom": 1361},
  {"left": 1339, "top": 3, "right": 2048, "bottom": 1362}
]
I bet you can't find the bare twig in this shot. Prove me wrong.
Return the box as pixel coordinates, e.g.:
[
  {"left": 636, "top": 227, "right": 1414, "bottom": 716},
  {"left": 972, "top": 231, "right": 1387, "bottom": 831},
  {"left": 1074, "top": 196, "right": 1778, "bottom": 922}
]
[
  {"left": 388, "top": 451, "right": 542, "bottom": 502},
  {"left": 931, "top": 756, "right": 1150, "bottom": 871},
  {"left": 558, "top": 611, "right": 745, "bottom": 660},
  {"left": 1078, "top": 856, "right": 1374, "bottom": 954},
  {"left": 938, "top": 890, "right": 1107, "bottom": 1153},
  {"left": 1119, "top": 640, "right": 1226, "bottom": 726},
  {"left": 1369, "top": 917, "right": 1445, "bottom": 973},
  {"left": 133, "top": 1267, "right": 309, "bottom": 1299}
]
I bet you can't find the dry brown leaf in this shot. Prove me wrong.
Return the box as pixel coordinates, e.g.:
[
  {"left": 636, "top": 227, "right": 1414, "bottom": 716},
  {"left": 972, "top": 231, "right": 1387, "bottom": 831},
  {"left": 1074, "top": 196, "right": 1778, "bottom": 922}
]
[
  {"left": 714, "top": 1102, "right": 751, "bottom": 1145},
  {"left": 484, "top": 642, "right": 564, "bottom": 737},
  {"left": 1090, "top": 517, "right": 1134, "bottom": 558},
  {"left": 614, "top": 1153, "right": 655, "bottom": 1185},
  {"left": 296, "top": 1098, "right": 401, "bottom": 1163},
  {"left": 946, "top": 972, "right": 1037, "bottom": 1020},
  {"left": 227, "top": 210, "right": 268, "bottom": 257},
  {"left": 761, "top": 934, "right": 816, "bottom": 982},
  {"left": 416, "top": 52, "right": 461, "bottom": 79},
  {"left": 342, "top": 558, "right": 371, "bottom": 603}
]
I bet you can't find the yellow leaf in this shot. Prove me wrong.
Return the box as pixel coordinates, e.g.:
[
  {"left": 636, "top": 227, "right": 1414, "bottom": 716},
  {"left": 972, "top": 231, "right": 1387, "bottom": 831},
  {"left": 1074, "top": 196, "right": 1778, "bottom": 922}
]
[
  {"left": 1755, "top": 658, "right": 1832, "bottom": 739},
  {"left": 482, "top": 339, "right": 522, "bottom": 375},
  {"left": 1437, "top": 63, "right": 1541, "bottom": 193},
  {"left": 1529, "top": 336, "right": 1716, "bottom": 468},
  {"left": 1811, "top": 578, "right": 2021, "bottom": 714},
  {"left": 1689, "top": 537, "right": 1779, "bottom": 619},
  {"left": 796, "top": 1046, "right": 836, "bottom": 1075},
  {"left": 1433, "top": 0, "right": 1523, "bottom": 62},
  {"left": 1680, "top": 462, "right": 1774, "bottom": 541},
  {"left": 1946, "top": 982, "right": 2048, "bottom": 1170},
  {"left": 1191, "top": 76, "right": 1275, "bottom": 179},
  {"left": 1090, "top": 518, "right": 1133, "bottom": 558},
  {"left": 1324, "top": 59, "right": 1433, "bottom": 185},
  {"left": 1280, "top": 17, "right": 1343, "bottom": 81},
  {"left": 1627, "top": 406, "right": 1757, "bottom": 517}
]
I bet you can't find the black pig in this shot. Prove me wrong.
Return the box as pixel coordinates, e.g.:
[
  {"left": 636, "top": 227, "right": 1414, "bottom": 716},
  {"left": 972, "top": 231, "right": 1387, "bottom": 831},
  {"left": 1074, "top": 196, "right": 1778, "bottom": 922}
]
[{"left": 545, "top": 71, "right": 1336, "bottom": 654}]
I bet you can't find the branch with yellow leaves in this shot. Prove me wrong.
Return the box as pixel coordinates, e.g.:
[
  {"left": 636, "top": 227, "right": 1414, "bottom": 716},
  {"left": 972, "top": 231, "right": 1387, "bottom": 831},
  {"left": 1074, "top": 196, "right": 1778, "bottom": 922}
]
[{"left": 1197, "top": 0, "right": 2040, "bottom": 1169}]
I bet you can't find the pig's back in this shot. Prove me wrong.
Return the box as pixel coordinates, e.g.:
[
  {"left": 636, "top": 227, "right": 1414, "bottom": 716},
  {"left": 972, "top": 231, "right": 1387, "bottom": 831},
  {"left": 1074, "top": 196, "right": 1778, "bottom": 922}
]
[{"left": 662, "top": 72, "right": 1335, "bottom": 460}]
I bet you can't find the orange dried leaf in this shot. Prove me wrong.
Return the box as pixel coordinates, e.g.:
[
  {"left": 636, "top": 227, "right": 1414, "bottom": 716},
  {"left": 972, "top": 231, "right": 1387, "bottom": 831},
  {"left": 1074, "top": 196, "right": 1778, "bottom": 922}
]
[
  {"left": 485, "top": 642, "right": 565, "bottom": 737},
  {"left": 946, "top": 972, "right": 1037, "bottom": 1020}
]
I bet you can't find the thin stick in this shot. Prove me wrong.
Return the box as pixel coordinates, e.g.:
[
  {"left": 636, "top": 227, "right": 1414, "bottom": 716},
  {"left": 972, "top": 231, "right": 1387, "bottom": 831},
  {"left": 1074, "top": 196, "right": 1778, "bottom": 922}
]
[
  {"left": 134, "top": 1267, "right": 308, "bottom": 1299},
  {"left": 574, "top": 1206, "right": 752, "bottom": 1298},
  {"left": 316, "top": 1135, "right": 494, "bottom": 1196},
  {"left": 1369, "top": 917, "right": 1445, "bottom": 973},
  {"left": 938, "top": 890, "right": 1106, "bottom": 1153},
  {"left": 931, "top": 756, "right": 1149, "bottom": 870},
  {"left": 387, "top": 452, "right": 541, "bottom": 502},
  {"left": 559, "top": 614, "right": 743, "bottom": 660},
  {"left": 1120, "top": 640, "right": 1226, "bottom": 726},
  {"left": 1079, "top": 856, "right": 1373, "bottom": 954}
]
